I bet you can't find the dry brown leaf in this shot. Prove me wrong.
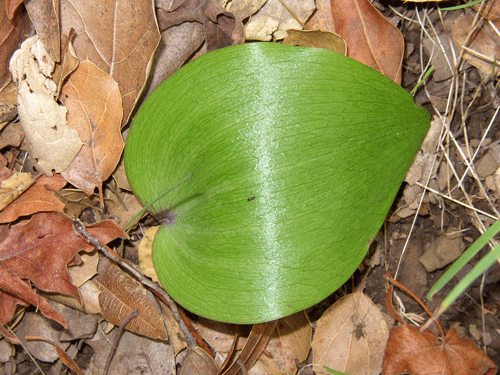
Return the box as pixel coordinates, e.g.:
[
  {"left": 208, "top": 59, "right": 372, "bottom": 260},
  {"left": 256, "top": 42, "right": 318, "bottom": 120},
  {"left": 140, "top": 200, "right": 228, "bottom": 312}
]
[
  {"left": 312, "top": 292, "right": 389, "bottom": 375},
  {"left": 383, "top": 325, "right": 497, "bottom": 375},
  {"left": 138, "top": 226, "right": 160, "bottom": 282},
  {"left": 60, "top": 60, "right": 124, "bottom": 196},
  {"left": 453, "top": 12, "right": 500, "bottom": 77},
  {"left": 105, "top": 188, "right": 144, "bottom": 229},
  {"left": 9, "top": 35, "right": 83, "bottom": 175},
  {"left": 331, "top": 0, "right": 404, "bottom": 83},
  {"left": 0, "top": 81, "right": 18, "bottom": 126},
  {"left": 24, "top": 0, "right": 61, "bottom": 62},
  {"left": 0, "top": 121, "right": 23, "bottom": 149},
  {"left": 0, "top": 174, "right": 67, "bottom": 223},
  {"left": 93, "top": 258, "right": 168, "bottom": 340},
  {"left": 179, "top": 347, "right": 218, "bottom": 375},
  {"left": 52, "top": 34, "right": 79, "bottom": 95},
  {"left": 0, "top": 172, "right": 35, "bottom": 213},
  {"left": 283, "top": 29, "right": 346, "bottom": 54},
  {"left": 0, "top": 1, "right": 29, "bottom": 87},
  {"left": 304, "top": 0, "right": 335, "bottom": 32},
  {"left": 239, "top": 0, "right": 315, "bottom": 41},
  {"left": 60, "top": 0, "right": 160, "bottom": 125},
  {"left": 259, "top": 311, "right": 312, "bottom": 375}
]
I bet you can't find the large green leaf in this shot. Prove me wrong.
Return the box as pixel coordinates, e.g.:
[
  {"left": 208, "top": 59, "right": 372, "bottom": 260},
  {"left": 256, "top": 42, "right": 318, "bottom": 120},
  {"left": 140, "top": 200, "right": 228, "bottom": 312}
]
[{"left": 125, "top": 43, "right": 430, "bottom": 323}]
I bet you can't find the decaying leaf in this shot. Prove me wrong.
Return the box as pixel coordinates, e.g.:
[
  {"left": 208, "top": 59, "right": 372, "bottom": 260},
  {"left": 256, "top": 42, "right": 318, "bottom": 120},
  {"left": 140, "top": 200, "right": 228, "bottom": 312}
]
[
  {"left": 179, "top": 347, "right": 218, "bottom": 375},
  {"left": 0, "top": 211, "right": 127, "bottom": 326},
  {"left": 383, "top": 324, "right": 498, "bottom": 375},
  {"left": 9, "top": 35, "right": 83, "bottom": 175},
  {"left": 0, "top": 172, "right": 35, "bottom": 213},
  {"left": 237, "top": 0, "right": 315, "bottom": 41},
  {"left": 138, "top": 226, "right": 160, "bottom": 282},
  {"left": 93, "top": 258, "right": 168, "bottom": 340},
  {"left": 453, "top": 11, "right": 500, "bottom": 77},
  {"left": 304, "top": 0, "right": 336, "bottom": 32},
  {"left": 312, "top": 292, "right": 389, "bottom": 375},
  {"left": 60, "top": 60, "right": 124, "bottom": 196},
  {"left": 259, "top": 311, "right": 312, "bottom": 375},
  {"left": 60, "top": 0, "right": 161, "bottom": 124},
  {"left": 331, "top": 0, "right": 404, "bottom": 83},
  {"left": 0, "top": 174, "right": 66, "bottom": 223}
]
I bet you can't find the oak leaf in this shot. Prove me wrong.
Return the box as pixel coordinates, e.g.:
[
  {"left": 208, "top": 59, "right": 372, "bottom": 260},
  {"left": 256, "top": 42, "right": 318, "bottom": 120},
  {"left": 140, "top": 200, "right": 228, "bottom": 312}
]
[
  {"left": 382, "top": 324, "right": 498, "bottom": 375},
  {"left": 0, "top": 211, "right": 127, "bottom": 326}
]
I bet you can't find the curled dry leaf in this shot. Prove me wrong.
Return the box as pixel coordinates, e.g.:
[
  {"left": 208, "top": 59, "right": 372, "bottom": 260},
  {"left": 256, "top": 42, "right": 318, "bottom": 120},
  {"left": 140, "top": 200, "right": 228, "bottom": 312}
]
[
  {"left": 93, "top": 258, "right": 168, "bottom": 340},
  {"left": 0, "top": 174, "right": 67, "bottom": 223},
  {"left": 312, "top": 292, "right": 389, "bottom": 375},
  {"left": 0, "top": 211, "right": 127, "bottom": 326},
  {"left": 9, "top": 36, "right": 83, "bottom": 175},
  {"left": 304, "top": 0, "right": 336, "bottom": 32},
  {"left": 383, "top": 325, "right": 498, "bottom": 375},
  {"left": 331, "top": 0, "right": 404, "bottom": 83},
  {"left": 179, "top": 347, "right": 218, "bottom": 375},
  {"left": 283, "top": 29, "right": 346, "bottom": 54},
  {"left": 60, "top": 0, "right": 160, "bottom": 124},
  {"left": 61, "top": 60, "right": 124, "bottom": 196}
]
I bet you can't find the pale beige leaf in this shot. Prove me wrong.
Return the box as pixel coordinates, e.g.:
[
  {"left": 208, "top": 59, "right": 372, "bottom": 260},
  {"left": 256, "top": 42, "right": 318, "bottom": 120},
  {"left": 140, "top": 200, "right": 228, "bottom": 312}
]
[
  {"left": 259, "top": 311, "right": 312, "bottom": 375},
  {"left": 60, "top": 60, "right": 124, "bottom": 196},
  {"left": 60, "top": 0, "right": 161, "bottom": 124},
  {"left": 94, "top": 258, "right": 168, "bottom": 340},
  {"left": 9, "top": 36, "right": 83, "bottom": 175},
  {"left": 0, "top": 172, "right": 35, "bottom": 211},
  {"left": 312, "top": 293, "right": 389, "bottom": 375},
  {"left": 242, "top": 0, "right": 315, "bottom": 41},
  {"left": 138, "top": 226, "right": 160, "bottom": 283}
]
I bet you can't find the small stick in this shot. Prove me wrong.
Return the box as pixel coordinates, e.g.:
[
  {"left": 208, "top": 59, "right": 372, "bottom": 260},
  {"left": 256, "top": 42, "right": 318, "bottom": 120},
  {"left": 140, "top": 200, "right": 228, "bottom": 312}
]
[
  {"left": 73, "top": 219, "right": 197, "bottom": 348},
  {"left": 104, "top": 309, "right": 139, "bottom": 375}
]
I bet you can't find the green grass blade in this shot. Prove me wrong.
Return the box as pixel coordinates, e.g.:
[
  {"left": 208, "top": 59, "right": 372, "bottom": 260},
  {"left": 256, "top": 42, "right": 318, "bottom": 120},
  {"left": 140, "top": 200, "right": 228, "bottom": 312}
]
[
  {"left": 427, "top": 220, "right": 500, "bottom": 300},
  {"left": 439, "top": 240, "right": 500, "bottom": 313},
  {"left": 324, "top": 367, "right": 350, "bottom": 375},
  {"left": 441, "top": 0, "right": 485, "bottom": 10}
]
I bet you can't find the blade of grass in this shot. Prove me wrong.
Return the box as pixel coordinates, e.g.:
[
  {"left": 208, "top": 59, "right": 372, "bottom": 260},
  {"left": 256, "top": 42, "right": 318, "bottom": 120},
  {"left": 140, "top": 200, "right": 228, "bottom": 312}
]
[
  {"left": 324, "top": 367, "right": 350, "bottom": 375},
  {"left": 410, "top": 66, "right": 434, "bottom": 96},
  {"left": 441, "top": 0, "right": 485, "bottom": 11},
  {"left": 427, "top": 220, "right": 500, "bottom": 300}
]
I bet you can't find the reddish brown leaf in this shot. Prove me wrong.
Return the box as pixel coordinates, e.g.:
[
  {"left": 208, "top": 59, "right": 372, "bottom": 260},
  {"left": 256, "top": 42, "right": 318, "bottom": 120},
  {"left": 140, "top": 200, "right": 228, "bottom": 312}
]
[
  {"left": 93, "top": 258, "right": 168, "bottom": 340},
  {"left": 330, "top": 0, "right": 404, "bottom": 83},
  {"left": 6, "top": 0, "right": 24, "bottom": 19},
  {"left": 0, "top": 153, "right": 13, "bottom": 181},
  {"left": 24, "top": 0, "right": 61, "bottom": 62},
  {"left": 61, "top": 60, "right": 124, "bottom": 196},
  {"left": 383, "top": 324, "right": 498, "bottom": 375},
  {"left": 0, "top": 211, "right": 127, "bottom": 326},
  {"left": 0, "top": 174, "right": 66, "bottom": 223}
]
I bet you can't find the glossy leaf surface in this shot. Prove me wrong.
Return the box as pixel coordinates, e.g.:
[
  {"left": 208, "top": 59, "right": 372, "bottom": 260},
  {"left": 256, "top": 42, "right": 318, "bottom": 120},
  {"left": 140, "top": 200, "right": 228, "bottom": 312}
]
[{"left": 125, "top": 43, "right": 430, "bottom": 323}]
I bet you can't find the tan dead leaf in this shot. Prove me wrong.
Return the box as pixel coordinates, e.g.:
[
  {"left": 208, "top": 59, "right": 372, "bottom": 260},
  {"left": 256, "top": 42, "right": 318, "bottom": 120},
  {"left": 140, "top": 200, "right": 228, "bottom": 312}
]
[
  {"left": 60, "top": 0, "right": 160, "bottom": 125},
  {"left": 283, "top": 29, "right": 346, "bottom": 54},
  {"left": 331, "top": 0, "right": 404, "bottom": 83},
  {"left": 239, "top": 0, "right": 315, "bottom": 41},
  {"left": 0, "top": 121, "right": 23, "bottom": 149},
  {"left": 24, "top": 0, "right": 61, "bottom": 62},
  {"left": 197, "top": 317, "right": 244, "bottom": 355},
  {"left": 111, "top": 157, "right": 131, "bottom": 191},
  {"left": 179, "top": 347, "right": 218, "bottom": 375},
  {"left": 304, "top": 0, "right": 335, "bottom": 32},
  {"left": 453, "top": 12, "right": 500, "bottom": 77},
  {"left": 312, "top": 292, "right": 389, "bottom": 375},
  {"left": 9, "top": 35, "right": 83, "bottom": 175},
  {"left": 93, "top": 258, "right": 168, "bottom": 340},
  {"left": 52, "top": 34, "right": 79, "bottom": 95},
  {"left": 61, "top": 60, "right": 124, "bottom": 196},
  {"left": 0, "top": 172, "right": 35, "bottom": 212},
  {"left": 138, "top": 226, "right": 160, "bottom": 282},
  {"left": 0, "top": 174, "right": 68, "bottom": 223},
  {"left": 0, "top": 81, "right": 18, "bottom": 126},
  {"left": 58, "top": 188, "right": 101, "bottom": 221},
  {"left": 259, "top": 311, "right": 312, "bottom": 375}
]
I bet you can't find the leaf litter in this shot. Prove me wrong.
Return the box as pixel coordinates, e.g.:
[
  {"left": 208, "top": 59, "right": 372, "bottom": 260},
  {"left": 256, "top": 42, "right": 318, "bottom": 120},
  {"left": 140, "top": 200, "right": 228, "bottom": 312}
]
[{"left": 0, "top": 0, "right": 499, "bottom": 374}]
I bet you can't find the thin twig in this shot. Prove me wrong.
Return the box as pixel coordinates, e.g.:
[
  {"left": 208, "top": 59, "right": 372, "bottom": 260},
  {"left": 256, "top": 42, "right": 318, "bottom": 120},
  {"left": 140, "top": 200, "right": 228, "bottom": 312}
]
[{"left": 72, "top": 219, "right": 198, "bottom": 348}]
